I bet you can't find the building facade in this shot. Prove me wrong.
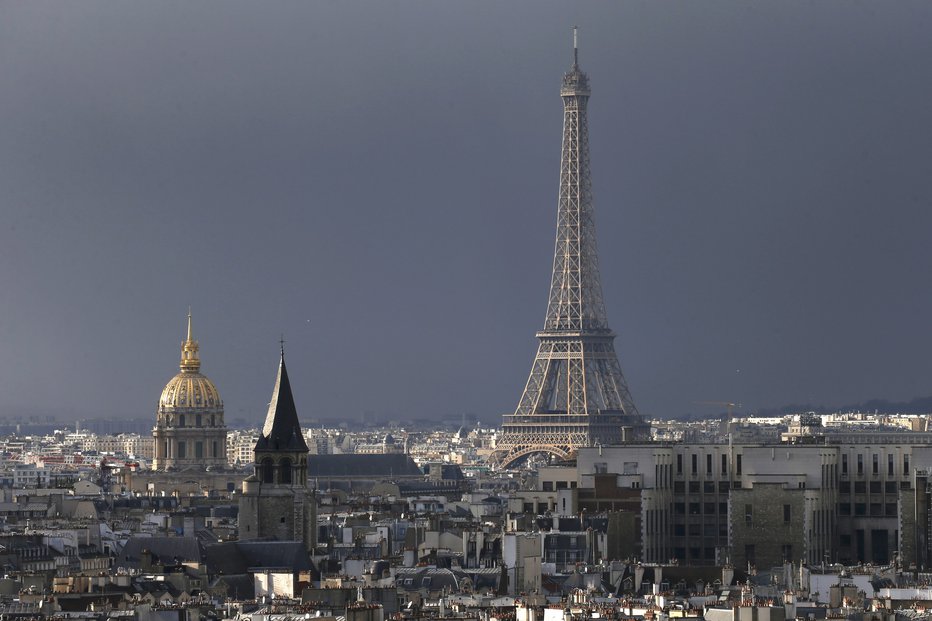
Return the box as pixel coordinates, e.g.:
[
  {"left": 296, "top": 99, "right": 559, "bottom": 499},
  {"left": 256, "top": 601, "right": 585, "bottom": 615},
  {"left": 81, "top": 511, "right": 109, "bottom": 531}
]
[{"left": 565, "top": 434, "right": 932, "bottom": 570}]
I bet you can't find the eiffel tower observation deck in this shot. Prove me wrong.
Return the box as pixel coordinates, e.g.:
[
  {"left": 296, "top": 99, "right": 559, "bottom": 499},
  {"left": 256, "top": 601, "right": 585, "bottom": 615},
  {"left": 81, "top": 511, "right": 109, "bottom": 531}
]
[{"left": 493, "top": 31, "right": 648, "bottom": 469}]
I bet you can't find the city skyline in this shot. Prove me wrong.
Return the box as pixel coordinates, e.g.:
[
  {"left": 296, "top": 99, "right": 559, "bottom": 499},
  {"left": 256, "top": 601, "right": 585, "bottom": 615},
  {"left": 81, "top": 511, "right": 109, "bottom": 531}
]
[{"left": 2, "top": 2, "right": 932, "bottom": 424}]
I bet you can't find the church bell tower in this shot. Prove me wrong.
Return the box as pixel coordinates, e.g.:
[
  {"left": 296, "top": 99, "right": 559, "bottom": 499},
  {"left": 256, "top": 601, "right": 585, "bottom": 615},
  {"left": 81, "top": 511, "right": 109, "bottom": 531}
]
[{"left": 238, "top": 346, "right": 316, "bottom": 550}]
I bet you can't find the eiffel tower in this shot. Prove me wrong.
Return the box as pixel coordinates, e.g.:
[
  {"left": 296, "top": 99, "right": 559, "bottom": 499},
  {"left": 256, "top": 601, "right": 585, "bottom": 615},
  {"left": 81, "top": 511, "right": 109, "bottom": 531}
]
[{"left": 493, "top": 31, "right": 647, "bottom": 469}]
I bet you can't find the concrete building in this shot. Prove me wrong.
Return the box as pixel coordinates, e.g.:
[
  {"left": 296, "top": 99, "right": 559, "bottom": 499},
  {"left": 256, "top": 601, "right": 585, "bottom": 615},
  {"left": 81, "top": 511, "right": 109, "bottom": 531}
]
[{"left": 569, "top": 432, "right": 932, "bottom": 569}]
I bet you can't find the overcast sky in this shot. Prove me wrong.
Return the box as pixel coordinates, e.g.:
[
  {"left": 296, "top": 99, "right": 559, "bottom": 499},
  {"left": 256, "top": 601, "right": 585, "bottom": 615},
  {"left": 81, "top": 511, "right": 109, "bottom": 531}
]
[{"left": 1, "top": 1, "right": 931, "bottom": 426}]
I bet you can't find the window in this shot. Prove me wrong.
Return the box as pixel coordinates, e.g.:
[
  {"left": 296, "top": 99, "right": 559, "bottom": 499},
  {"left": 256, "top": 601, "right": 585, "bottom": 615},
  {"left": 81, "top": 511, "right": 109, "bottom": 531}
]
[
  {"left": 721, "top": 454, "right": 728, "bottom": 475},
  {"left": 736, "top": 455, "right": 742, "bottom": 475},
  {"left": 689, "top": 503, "right": 700, "bottom": 515},
  {"left": 719, "top": 481, "right": 730, "bottom": 493},
  {"left": 905, "top": 454, "right": 911, "bottom": 475},
  {"left": 691, "top": 454, "right": 697, "bottom": 474},
  {"left": 857, "top": 454, "right": 863, "bottom": 475},
  {"left": 745, "top": 504, "right": 753, "bottom": 526},
  {"left": 594, "top": 462, "right": 608, "bottom": 474},
  {"left": 196, "top": 414, "right": 202, "bottom": 428},
  {"left": 195, "top": 441, "right": 203, "bottom": 459},
  {"left": 280, "top": 458, "right": 292, "bottom": 484},
  {"left": 854, "top": 503, "right": 866, "bottom": 516},
  {"left": 839, "top": 481, "right": 850, "bottom": 493},
  {"left": 674, "top": 524, "right": 686, "bottom": 536},
  {"left": 719, "top": 502, "right": 728, "bottom": 514},
  {"left": 178, "top": 441, "right": 186, "bottom": 459},
  {"left": 689, "top": 524, "right": 701, "bottom": 536},
  {"left": 212, "top": 441, "right": 218, "bottom": 458},
  {"left": 842, "top": 454, "right": 848, "bottom": 474},
  {"left": 870, "top": 503, "right": 882, "bottom": 517},
  {"left": 885, "top": 503, "right": 897, "bottom": 517},
  {"left": 707, "top": 454, "right": 712, "bottom": 475},
  {"left": 262, "top": 458, "right": 274, "bottom": 483},
  {"left": 888, "top": 454, "right": 894, "bottom": 476},
  {"left": 705, "top": 502, "right": 715, "bottom": 514},
  {"left": 872, "top": 454, "right": 879, "bottom": 475},
  {"left": 542, "top": 481, "right": 553, "bottom": 491},
  {"left": 886, "top": 481, "right": 897, "bottom": 493},
  {"left": 677, "top": 454, "right": 683, "bottom": 475},
  {"left": 674, "top": 481, "right": 685, "bottom": 493},
  {"left": 689, "top": 481, "right": 700, "bottom": 493},
  {"left": 839, "top": 503, "right": 851, "bottom": 515},
  {"left": 782, "top": 544, "right": 793, "bottom": 562},
  {"left": 783, "top": 504, "right": 791, "bottom": 523},
  {"left": 855, "top": 481, "right": 866, "bottom": 493},
  {"left": 870, "top": 481, "right": 881, "bottom": 494},
  {"left": 179, "top": 414, "right": 186, "bottom": 428},
  {"left": 704, "top": 481, "right": 715, "bottom": 493}
]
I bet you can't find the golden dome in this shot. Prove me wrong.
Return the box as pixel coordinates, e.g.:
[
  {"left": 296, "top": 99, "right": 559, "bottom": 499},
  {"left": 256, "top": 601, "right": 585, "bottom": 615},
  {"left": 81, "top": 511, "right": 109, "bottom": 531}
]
[
  {"left": 159, "top": 371, "right": 222, "bottom": 411},
  {"left": 156, "top": 311, "right": 224, "bottom": 424}
]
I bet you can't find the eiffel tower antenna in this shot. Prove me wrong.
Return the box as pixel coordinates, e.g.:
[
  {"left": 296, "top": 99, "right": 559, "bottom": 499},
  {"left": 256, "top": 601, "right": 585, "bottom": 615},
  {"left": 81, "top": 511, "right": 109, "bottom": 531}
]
[
  {"left": 492, "top": 37, "right": 646, "bottom": 469},
  {"left": 573, "top": 26, "right": 579, "bottom": 67}
]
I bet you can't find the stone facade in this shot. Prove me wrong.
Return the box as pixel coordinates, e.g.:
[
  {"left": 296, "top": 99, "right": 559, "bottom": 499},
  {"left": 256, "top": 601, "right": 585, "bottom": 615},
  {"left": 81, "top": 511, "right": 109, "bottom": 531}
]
[{"left": 730, "top": 483, "right": 806, "bottom": 569}]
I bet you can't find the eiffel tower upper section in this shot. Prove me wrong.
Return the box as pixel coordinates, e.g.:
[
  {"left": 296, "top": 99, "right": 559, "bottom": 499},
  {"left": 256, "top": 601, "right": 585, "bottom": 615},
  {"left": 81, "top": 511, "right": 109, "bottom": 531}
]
[{"left": 493, "top": 33, "right": 646, "bottom": 468}]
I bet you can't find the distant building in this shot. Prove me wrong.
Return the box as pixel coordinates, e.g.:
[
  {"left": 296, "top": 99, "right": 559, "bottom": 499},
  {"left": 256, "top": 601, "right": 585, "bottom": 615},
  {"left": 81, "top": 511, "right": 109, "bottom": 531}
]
[{"left": 152, "top": 312, "right": 227, "bottom": 470}]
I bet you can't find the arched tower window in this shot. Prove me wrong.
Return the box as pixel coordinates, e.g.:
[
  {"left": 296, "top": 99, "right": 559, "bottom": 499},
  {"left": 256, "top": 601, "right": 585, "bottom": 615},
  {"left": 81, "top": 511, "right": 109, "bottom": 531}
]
[
  {"left": 179, "top": 414, "right": 185, "bottom": 428},
  {"left": 196, "top": 414, "right": 202, "bottom": 427},
  {"left": 261, "top": 458, "right": 274, "bottom": 484},
  {"left": 280, "top": 458, "right": 292, "bottom": 484}
]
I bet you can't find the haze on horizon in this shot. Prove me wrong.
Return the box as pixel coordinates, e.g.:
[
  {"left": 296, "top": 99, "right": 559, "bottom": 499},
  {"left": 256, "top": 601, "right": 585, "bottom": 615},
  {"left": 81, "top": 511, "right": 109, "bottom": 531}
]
[{"left": 1, "top": 1, "right": 931, "bottom": 426}]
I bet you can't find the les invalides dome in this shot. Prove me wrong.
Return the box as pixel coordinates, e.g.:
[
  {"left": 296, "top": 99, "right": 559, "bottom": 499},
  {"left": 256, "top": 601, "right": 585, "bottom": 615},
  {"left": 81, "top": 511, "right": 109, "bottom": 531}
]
[{"left": 152, "top": 312, "right": 228, "bottom": 470}]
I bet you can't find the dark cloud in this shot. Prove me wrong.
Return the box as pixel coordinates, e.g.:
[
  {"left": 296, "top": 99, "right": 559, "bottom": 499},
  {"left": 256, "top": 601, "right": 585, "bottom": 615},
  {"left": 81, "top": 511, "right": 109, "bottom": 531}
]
[{"left": 1, "top": 1, "right": 931, "bottom": 424}]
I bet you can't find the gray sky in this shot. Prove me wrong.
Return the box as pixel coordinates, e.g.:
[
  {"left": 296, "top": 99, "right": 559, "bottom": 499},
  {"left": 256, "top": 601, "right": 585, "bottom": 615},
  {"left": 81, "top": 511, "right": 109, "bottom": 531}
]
[{"left": 2, "top": 1, "right": 932, "bottom": 426}]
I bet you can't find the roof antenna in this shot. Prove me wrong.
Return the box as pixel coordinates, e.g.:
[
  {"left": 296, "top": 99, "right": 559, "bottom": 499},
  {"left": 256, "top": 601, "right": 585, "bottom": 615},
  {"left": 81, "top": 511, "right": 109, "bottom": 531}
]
[
  {"left": 279, "top": 334, "right": 286, "bottom": 357},
  {"left": 573, "top": 26, "right": 579, "bottom": 67}
]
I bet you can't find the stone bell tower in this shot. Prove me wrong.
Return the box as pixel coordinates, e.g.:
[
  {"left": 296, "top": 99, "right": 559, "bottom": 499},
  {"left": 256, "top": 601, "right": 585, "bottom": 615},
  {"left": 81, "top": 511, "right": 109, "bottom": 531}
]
[{"left": 238, "top": 346, "right": 316, "bottom": 550}]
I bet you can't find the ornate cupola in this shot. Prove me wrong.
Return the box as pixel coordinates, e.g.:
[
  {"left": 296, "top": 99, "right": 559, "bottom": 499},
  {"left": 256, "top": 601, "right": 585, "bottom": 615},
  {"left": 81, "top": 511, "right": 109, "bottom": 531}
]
[{"left": 152, "top": 310, "right": 227, "bottom": 471}]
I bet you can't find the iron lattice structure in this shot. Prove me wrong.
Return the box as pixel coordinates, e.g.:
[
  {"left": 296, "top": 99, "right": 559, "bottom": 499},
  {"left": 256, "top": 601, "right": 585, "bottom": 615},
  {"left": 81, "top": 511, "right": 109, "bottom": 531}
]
[{"left": 493, "top": 42, "right": 647, "bottom": 469}]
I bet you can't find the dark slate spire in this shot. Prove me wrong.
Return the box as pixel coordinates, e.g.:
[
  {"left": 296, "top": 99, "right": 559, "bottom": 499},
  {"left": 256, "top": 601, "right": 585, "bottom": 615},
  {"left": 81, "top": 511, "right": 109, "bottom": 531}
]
[{"left": 255, "top": 346, "right": 309, "bottom": 452}]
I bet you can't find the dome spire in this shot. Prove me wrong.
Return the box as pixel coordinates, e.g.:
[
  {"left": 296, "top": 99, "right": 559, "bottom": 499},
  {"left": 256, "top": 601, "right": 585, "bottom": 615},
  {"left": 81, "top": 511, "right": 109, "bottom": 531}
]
[{"left": 180, "top": 308, "right": 200, "bottom": 372}]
